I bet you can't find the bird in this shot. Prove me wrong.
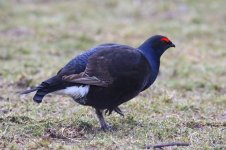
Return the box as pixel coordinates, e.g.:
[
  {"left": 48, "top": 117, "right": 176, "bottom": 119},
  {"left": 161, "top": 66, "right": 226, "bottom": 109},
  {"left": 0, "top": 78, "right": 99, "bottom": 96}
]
[{"left": 21, "top": 35, "right": 175, "bottom": 131}]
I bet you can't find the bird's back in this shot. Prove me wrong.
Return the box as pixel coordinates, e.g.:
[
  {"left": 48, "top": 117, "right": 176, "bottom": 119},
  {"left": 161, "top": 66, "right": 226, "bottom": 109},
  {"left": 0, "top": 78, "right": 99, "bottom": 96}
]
[{"left": 58, "top": 43, "right": 116, "bottom": 76}]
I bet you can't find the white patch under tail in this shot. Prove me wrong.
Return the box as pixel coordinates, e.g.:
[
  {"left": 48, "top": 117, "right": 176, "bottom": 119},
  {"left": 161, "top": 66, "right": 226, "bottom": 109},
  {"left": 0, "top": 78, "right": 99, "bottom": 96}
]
[{"left": 57, "top": 85, "right": 90, "bottom": 99}]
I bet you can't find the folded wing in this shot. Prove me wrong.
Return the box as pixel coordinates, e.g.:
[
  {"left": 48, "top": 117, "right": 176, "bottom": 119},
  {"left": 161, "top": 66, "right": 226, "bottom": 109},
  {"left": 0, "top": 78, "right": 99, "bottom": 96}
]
[{"left": 62, "top": 45, "right": 142, "bottom": 87}]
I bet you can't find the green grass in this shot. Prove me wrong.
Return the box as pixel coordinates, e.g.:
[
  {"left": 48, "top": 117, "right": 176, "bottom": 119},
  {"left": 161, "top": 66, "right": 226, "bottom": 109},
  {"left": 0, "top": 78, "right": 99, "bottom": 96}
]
[{"left": 0, "top": 0, "right": 226, "bottom": 149}]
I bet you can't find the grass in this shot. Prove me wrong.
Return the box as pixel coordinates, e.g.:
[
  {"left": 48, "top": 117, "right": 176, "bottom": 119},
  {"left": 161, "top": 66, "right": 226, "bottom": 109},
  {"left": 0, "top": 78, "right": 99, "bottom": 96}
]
[{"left": 0, "top": 0, "right": 226, "bottom": 149}]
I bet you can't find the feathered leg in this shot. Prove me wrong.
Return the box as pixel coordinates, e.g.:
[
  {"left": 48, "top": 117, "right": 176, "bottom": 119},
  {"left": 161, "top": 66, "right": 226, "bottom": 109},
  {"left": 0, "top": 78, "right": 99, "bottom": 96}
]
[{"left": 95, "top": 109, "right": 110, "bottom": 131}]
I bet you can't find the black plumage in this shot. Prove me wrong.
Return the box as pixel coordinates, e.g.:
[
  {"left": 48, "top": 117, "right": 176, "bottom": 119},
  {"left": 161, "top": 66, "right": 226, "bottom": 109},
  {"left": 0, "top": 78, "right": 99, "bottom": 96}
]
[{"left": 22, "top": 35, "right": 175, "bottom": 130}]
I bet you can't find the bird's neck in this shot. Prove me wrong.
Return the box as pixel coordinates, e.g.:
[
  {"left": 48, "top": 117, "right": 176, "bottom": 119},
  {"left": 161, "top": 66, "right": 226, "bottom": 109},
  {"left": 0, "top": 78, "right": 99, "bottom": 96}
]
[
  {"left": 138, "top": 46, "right": 160, "bottom": 83},
  {"left": 138, "top": 47, "right": 160, "bottom": 90}
]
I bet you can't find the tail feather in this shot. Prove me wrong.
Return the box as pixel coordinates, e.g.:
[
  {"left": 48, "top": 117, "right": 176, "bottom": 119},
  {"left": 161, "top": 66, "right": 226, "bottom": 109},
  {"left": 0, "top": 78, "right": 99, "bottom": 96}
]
[
  {"left": 33, "top": 89, "right": 48, "bottom": 103},
  {"left": 22, "top": 75, "right": 75, "bottom": 103},
  {"left": 21, "top": 87, "right": 39, "bottom": 94}
]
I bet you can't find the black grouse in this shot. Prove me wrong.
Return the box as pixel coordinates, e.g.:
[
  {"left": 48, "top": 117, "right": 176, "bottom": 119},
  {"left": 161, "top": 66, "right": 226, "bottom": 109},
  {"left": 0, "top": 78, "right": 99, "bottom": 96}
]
[{"left": 22, "top": 35, "right": 175, "bottom": 130}]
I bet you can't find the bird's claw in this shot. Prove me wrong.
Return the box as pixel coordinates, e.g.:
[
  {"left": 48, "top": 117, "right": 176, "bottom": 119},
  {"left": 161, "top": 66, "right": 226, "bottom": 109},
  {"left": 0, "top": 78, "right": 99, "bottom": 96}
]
[
  {"left": 105, "top": 107, "right": 124, "bottom": 117},
  {"left": 101, "top": 124, "right": 112, "bottom": 132},
  {"left": 105, "top": 109, "right": 112, "bottom": 116},
  {"left": 114, "top": 107, "right": 124, "bottom": 117}
]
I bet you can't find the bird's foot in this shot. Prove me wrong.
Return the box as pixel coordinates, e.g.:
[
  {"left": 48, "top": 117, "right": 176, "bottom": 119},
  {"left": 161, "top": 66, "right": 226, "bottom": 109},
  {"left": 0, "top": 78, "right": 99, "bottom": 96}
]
[
  {"left": 105, "top": 107, "right": 124, "bottom": 117},
  {"left": 105, "top": 109, "right": 113, "bottom": 116},
  {"left": 114, "top": 107, "right": 124, "bottom": 117},
  {"left": 101, "top": 124, "right": 112, "bottom": 131}
]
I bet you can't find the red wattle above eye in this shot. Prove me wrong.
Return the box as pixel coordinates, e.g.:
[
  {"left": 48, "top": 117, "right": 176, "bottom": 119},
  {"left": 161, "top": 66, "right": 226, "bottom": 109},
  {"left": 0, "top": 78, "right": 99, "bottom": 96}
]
[{"left": 160, "top": 37, "right": 170, "bottom": 43}]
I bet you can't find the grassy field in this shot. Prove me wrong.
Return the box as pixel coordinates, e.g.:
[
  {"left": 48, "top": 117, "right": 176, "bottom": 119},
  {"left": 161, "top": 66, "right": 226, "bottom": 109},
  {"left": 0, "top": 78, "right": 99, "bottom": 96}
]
[{"left": 0, "top": 0, "right": 226, "bottom": 149}]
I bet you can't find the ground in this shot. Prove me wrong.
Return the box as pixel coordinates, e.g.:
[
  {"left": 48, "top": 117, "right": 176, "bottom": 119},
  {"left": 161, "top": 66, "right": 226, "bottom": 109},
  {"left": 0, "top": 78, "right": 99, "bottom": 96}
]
[{"left": 0, "top": 0, "right": 226, "bottom": 149}]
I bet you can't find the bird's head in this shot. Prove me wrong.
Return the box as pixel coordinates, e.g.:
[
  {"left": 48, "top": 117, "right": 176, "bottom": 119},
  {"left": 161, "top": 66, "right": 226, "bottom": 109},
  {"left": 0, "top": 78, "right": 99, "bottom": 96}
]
[{"left": 138, "top": 35, "right": 175, "bottom": 57}]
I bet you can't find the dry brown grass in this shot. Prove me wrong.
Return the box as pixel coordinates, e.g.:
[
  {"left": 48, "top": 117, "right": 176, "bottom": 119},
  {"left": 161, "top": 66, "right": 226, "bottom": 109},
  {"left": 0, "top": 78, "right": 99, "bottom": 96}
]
[{"left": 0, "top": 0, "right": 225, "bottom": 149}]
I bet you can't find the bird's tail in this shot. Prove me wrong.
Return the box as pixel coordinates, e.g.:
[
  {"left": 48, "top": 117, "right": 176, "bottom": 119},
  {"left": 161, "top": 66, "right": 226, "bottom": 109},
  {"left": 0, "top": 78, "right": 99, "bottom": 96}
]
[
  {"left": 21, "top": 88, "right": 39, "bottom": 94},
  {"left": 21, "top": 75, "right": 70, "bottom": 103},
  {"left": 21, "top": 85, "right": 44, "bottom": 103}
]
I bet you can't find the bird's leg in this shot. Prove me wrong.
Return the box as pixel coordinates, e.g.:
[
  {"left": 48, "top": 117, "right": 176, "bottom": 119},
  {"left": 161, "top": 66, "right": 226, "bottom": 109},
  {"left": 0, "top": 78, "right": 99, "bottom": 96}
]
[
  {"left": 95, "top": 109, "right": 111, "bottom": 131},
  {"left": 105, "top": 107, "right": 124, "bottom": 117},
  {"left": 105, "top": 109, "right": 113, "bottom": 116},
  {"left": 114, "top": 107, "right": 124, "bottom": 117}
]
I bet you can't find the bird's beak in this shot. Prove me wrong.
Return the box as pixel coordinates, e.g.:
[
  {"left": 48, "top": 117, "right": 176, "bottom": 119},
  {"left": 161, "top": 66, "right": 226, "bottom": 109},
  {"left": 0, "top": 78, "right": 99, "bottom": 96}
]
[{"left": 171, "top": 43, "right": 176, "bottom": 48}]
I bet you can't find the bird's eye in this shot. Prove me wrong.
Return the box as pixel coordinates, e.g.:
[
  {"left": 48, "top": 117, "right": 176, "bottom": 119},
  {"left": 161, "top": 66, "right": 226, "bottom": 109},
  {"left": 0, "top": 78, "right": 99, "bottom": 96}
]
[{"left": 160, "top": 37, "right": 170, "bottom": 43}]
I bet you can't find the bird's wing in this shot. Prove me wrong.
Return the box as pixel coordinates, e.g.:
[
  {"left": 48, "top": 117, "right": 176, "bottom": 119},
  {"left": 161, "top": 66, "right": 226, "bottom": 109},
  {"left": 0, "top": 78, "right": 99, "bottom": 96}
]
[
  {"left": 62, "top": 45, "right": 143, "bottom": 87},
  {"left": 57, "top": 43, "right": 117, "bottom": 76}
]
